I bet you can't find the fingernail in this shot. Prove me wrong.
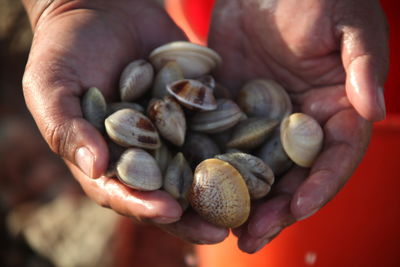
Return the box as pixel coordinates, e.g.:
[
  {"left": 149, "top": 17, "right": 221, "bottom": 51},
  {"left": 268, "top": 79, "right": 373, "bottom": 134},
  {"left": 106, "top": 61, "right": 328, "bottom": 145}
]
[
  {"left": 152, "top": 216, "right": 180, "bottom": 224},
  {"left": 254, "top": 238, "right": 271, "bottom": 253},
  {"left": 75, "top": 147, "right": 94, "bottom": 178},
  {"left": 297, "top": 208, "right": 319, "bottom": 221},
  {"left": 377, "top": 87, "right": 386, "bottom": 120}
]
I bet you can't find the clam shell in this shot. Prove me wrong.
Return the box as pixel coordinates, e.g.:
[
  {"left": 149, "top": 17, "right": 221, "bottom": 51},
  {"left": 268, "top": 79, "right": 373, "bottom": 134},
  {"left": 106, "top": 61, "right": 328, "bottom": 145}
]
[
  {"left": 196, "top": 75, "right": 216, "bottom": 89},
  {"left": 189, "top": 158, "right": 250, "bottom": 228},
  {"left": 215, "top": 153, "right": 274, "bottom": 199},
  {"left": 182, "top": 132, "right": 220, "bottom": 168},
  {"left": 151, "top": 141, "right": 173, "bottom": 175},
  {"left": 237, "top": 79, "right": 292, "bottom": 121},
  {"left": 105, "top": 109, "right": 160, "bottom": 149},
  {"left": 164, "top": 152, "right": 193, "bottom": 209},
  {"left": 81, "top": 87, "right": 107, "bottom": 131},
  {"left": 147, "top": 96, "right": 186, "bottom": 146},
  {"left": 257, "top": 130, "right": 293, "bottom": 176},
  {"left": 227, "top": 118, "right": 278, "bottom": 150},
  {"left": 149, "top": 41, "right": 221, "bottom": 78},
  {"left": 104, "top": 141, "right": 126, "bottom": 178},
  {"left": 167, "top": 79, "right": 217, "bottom": 111},
  {"left": 280, "top": 113, "right": 323, "bottom": 167},
  {"left": 190, "top": 99, "right": 242, "bottom": 133},
  {"left": 152, "top": 61, "right": 184, "bottom": 99},
  {"left": 119, "top": 59, "right": 154, "bottom": 101},
  {"left": 116, "top": 148, "right": 162, "bottom": 191}
]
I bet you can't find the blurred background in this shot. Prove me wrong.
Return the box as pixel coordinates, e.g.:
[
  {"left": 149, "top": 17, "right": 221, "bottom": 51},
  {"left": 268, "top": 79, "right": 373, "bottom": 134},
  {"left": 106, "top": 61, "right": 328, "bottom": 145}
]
[{"left": 0, "top": 0, "right": 399, "bottom": 266}]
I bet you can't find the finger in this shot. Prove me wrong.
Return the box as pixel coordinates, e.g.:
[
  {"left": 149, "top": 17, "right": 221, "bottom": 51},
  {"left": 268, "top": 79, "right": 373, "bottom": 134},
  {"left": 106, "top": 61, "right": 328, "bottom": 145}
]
[
  {"left": 338, "top": 2, "right": 389, "bottom": 122},
  {"left": 23, "top": 69, "right": 108, "bottom": 178},
  {"left": 291, "top": 109, "right": 371, "bottom": 220},
  {"left": 68, "top": 162, "right": 183, "bottom": 223},
  {"left": 158, "top": 210, "right": 229, "bottom": 245}
]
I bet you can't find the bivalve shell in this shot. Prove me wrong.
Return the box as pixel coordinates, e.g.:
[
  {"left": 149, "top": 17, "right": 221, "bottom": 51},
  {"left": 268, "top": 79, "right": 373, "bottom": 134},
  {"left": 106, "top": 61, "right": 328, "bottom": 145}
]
[
  {"left": 149, "top": 41, "right": 221, "bottom": 78},
  {"left": 280, "top": 113, "right": 323, "bottom": 167},
  {"left": 190, "top": 99, "right": 242, "bottom": 133},
  {"left": 189, "top": 158, "right": 250, "bottom": 228},
  {"left": 215, "top": 153, "right": 274, "bottom": 199},
  {"left": 167, "top": 79, "right": 217, "bottom": 111},
  {"left": 105, "top": 109, "right": 160, "bottom": 149},
  {"left": 81, "top": 87, "right": 107, "bottom": 131},
  {"left": 107, "top": 102, "right": 145, "bottom": 115},
  {"left": 227, "top": 118, "right": 278, "bottom": 150},
  {"left": 116, "top": 148, "right": 162, "bottom": 191},
  {"left": 237, "top": 79, "right": 292, "bottom": 121},
  {"left": 119, "top": 59, "right": 154, "bottom": 101},
  {"left": 147, "top": 96, "right": 186, "bottom": 146},
  {"left": 182, "top": 132, "right": 220, "bottom": 168},
  {"left": 152, "top": 61, "right": 184, "bottom": 99}
]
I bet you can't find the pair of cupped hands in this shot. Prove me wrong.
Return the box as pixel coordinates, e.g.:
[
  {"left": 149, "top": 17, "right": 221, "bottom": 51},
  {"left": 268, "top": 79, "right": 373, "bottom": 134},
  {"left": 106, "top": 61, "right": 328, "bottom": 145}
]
[{"left": 22, "top": 0, "right": 388, "bottom": 253}]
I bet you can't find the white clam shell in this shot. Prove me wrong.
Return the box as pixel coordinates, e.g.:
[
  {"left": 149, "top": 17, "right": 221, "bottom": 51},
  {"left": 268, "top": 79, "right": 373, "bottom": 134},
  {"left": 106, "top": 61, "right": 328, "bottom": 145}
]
[
  {"left": 280, "top": 113, "right": 323, "bottom": 167},
  {"left": 152, "top": 61, "right": 184, "bottom": 99},
  {"left": 116, "top": 148, "right": 162, "bottom": 191},
  {"left": 119, "top": 59, "right": 154, "bottom": 101},
  {"left": 149, "top": 41, "right": 221, "bottom": 78},
  {"left": 105, "top": 109, "right": 160, "bottom": 149}
]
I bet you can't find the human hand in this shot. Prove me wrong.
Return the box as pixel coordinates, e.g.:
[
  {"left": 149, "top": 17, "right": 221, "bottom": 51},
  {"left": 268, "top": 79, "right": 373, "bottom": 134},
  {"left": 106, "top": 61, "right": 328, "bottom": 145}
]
[
  {"left": 209, "top": 0, "right": 388, "bottom": 252},
  {"left": 21, "top": 0, "right": 228, "bottom": 244}
]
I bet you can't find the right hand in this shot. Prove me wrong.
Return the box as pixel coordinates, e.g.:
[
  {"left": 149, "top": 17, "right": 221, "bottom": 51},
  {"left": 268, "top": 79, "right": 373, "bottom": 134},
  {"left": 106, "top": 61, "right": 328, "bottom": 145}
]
[{"left": 22, "top": 0, "right": 228, "bottom": 244}]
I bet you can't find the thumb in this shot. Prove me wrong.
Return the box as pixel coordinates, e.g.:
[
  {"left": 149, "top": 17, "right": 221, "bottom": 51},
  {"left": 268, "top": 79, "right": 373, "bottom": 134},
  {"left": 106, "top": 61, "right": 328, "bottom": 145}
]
[
  {"left": 22, "top": 63, "right": 108, "bottom": 178},
  {"left": 339, "top": 2, "right": 389, "bottom": 122}
]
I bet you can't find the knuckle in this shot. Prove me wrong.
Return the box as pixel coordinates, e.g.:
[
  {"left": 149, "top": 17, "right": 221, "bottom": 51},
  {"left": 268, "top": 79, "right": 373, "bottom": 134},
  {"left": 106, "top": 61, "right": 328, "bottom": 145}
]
[{"left": 44, "top": 120, "right": 76, "bottom": 159}]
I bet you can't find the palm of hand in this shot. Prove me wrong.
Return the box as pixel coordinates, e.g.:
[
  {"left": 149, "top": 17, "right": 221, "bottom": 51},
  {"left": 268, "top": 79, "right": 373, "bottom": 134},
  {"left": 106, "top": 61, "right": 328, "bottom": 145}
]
[{"left": 208, "top": 0, "right": 374, "bottom": 252}]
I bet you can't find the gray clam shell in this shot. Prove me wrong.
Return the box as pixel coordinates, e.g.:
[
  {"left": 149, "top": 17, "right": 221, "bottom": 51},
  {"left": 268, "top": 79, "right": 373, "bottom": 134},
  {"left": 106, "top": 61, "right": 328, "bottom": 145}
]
[{"left": 81, "top": 87, "right": 107, "bottom": 131}]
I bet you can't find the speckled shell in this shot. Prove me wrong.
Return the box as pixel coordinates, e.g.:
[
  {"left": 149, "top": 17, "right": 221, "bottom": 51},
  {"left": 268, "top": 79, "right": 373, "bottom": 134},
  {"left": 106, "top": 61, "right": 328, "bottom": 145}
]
[
  {"left": 116, "top": 148, "right": 162, "bottom": 191},
  {"left": 149, "top": 41, "right": 221, "bottom": 78},
  {"left": 105, "top": 109, "right": 160, "bottom": 149},
  {"left": 147, "top": 96, "right": 186, "bottom": 146},
  {"left": 167, "top": 79, "right": 217, "bottom": 111},
  {"left": 280, "top": 113, "right": 323, "bottom": 167},
  {"left": 189, "top": 158, "right": 250, "bottom": 228},
  {"left": 237, "top": 79, "right": 292, "bottom": 121},
  {"left": 215, "top": 153, "right": 274, "bottom": 199},
  {"left": 190, "top": 99, "right": 242, "bottom": 133},
  {"left": 81, "top": 87, "right": 107, "bottom": 131},
  {"left": 119, "top": 60, "right": 154, "bottom": 101}
]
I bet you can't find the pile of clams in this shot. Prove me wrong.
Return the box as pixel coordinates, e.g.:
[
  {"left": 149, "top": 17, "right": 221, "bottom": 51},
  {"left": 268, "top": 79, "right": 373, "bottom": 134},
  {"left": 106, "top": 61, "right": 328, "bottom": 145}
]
[{"left": 81, "top": 41, "right": 324, "bottom": 228}]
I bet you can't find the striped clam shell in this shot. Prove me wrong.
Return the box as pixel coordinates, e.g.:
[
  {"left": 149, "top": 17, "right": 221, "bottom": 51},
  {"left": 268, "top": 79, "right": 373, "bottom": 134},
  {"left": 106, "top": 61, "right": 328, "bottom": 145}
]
[
  {"left": 149, "top": 41, "right": 221, "bottom": 78},
  {"left": 119, "top": 59, "right": 154, "bottom": 101},
  {"left": 105, "top": 109, "right": 160, "bottom": 149},
  {"left": 167, "top": 79, "right": 217, "bottom": 111}
]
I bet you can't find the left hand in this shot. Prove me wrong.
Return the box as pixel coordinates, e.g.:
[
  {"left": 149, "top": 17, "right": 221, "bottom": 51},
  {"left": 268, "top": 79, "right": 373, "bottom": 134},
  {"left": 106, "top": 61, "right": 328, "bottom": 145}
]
[{"left": 208, "top": 0, "right": 388, "bottom": 253}]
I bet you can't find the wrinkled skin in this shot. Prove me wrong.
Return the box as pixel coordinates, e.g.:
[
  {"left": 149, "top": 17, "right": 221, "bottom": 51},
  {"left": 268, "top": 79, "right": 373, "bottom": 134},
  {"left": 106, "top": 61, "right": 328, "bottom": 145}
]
[
  {"left": 21, "top": 0, "right": 388, "bottom": 253},
  {"left": 209, "top": 0, "right": 388, "bottom": 252}
]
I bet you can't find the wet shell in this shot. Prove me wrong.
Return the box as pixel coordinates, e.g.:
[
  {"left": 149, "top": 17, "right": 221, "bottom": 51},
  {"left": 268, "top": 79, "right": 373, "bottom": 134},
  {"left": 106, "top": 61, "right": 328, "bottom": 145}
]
[
  {"left": 257, "top": 130, "right": 293, "bottom": 176},
  {"left": 147, "top": 96, "right": 186, "bottom": 146},
  {"left": 105, "top": 109, "right": 160, "bottom": 149},
  {"left": 152, "top": 61, "right": 184, "bottom": 99},
  {"left": 227, "top": 118, "right": 278, "bottom": 150},
  {"left": 167, "top": 79, "right": 217, "bottom": 111},
  {"left": 149, "top": 41, "right": 221, "bottom": 78},
  {"left": 190, "top": 99, "right": 242, "bottom": 133},
  {"left": 215, "top": 153, "right": 274, "bottom": 199},
  {"left": 237, "top": 79, "right": 292, "bottom": 121},
  {"left": 119, "top": 59, "right": 154, "bottom": 101},
  {"left": 151, "top": 141, "right": 173, "bottom": 175},
  {"left": 189, "top": 158, "right": 250, "bottom": 228},
  {"left": 81, "top": 87, "right": 107, "bottom": 131},
  {"left": 280, "top": 113, "right": 323, "bottom": 167},
  {"left": 164, "top": 153, "right": 193, "bottom": 209},
  {"left": 182, "top": 132, "right": 220, "bottom": 168},
  {"left": 116, "top": 148, "right": 162, "bottom": 191}
]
